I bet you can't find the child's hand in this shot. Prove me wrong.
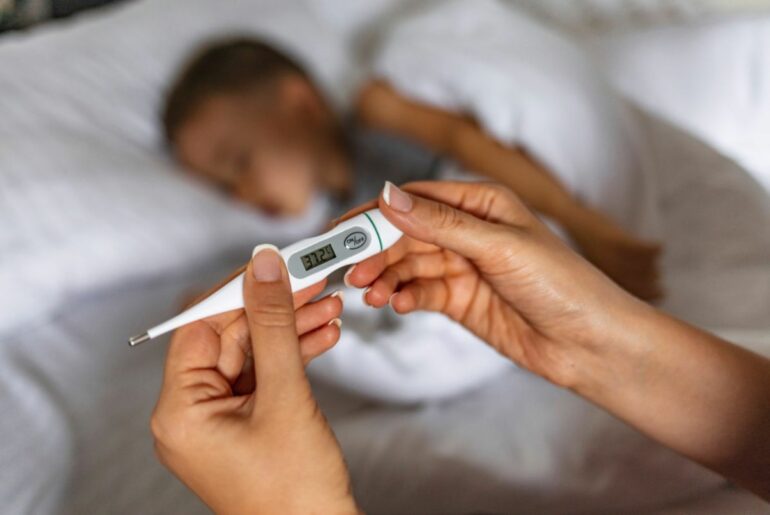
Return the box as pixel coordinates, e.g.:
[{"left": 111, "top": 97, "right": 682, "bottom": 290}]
[
  {"left": 563, "top": 206, "right": 663, "bottom": 301},
  {"left": 152, "top": 247, "right": 357, "bottom": 514}
]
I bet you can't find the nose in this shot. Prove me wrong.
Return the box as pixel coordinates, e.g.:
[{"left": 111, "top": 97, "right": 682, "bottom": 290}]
[{"left": 258, "top": 202, "right": 283, "bottom": 217}]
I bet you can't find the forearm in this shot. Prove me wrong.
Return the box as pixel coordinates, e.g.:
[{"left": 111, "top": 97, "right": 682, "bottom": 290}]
[
  {"left": 449, "top": 124, "right": 580, "bottom": 220},
  {"left": 356, "top": 81, "right": 580, "bottom": 221},
  {"left": 565, "top": 302, "right": 770, "bottom": 498}
]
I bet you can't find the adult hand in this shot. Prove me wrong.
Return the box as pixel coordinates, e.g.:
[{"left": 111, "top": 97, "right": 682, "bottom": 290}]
[
  {"left": 343, "top": 181, "right": 651, "bottom": 387},
  {"left": 342, "top": 181, "right": 770, "bottom": 499},
  {"left": 151, "top": 245, "right": 358, "bottom": 514}
]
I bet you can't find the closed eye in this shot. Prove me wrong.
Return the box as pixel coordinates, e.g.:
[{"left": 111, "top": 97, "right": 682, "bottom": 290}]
[{"left": 233, "top": 150, "right": 251, "bottom": 179}]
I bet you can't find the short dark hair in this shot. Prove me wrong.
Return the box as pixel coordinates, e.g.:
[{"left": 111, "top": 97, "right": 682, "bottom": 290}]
[{"left": 161, "top": 37, "right": 308, "bottom": 144}]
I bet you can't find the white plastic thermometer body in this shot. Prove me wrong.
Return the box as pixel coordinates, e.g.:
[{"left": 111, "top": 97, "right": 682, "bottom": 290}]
[{"left": 128, "top": 209, "right": 402, "bottom": 346}]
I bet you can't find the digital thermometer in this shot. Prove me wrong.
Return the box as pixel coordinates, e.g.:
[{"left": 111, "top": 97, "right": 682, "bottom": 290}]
[{"left": 128, "top": 209, "right": 402, "bottom": 346}]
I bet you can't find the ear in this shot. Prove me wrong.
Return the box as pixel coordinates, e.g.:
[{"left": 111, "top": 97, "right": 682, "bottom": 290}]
[{"left": 276, "top": 74, "right": 325, "bottom": 119}]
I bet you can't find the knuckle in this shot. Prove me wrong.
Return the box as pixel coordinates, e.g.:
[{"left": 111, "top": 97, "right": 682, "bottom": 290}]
[
  {"left": 493, "top": 184, "right": 520, "bottom": 208},
  {"left": 249, "top": 302, "right": 295, "bottom": 327},
  {"left": 150, "top": 404, "right": 194, "bottom": 451},
  {"left": 149, "top": 411, "right": 174, "bottom": 446},
  {"left": 484, "top": 181, "right": 515, "bottom": 205},
  {"left": 488, "top": 181, "right": 510, "bottom": 197},
  {"left": 186, "top": 369, "right": 233, "bottom": 400},
  {"left": 482, "top": 182, "right": 533, "bottom": 227},
  {"left": 382, "top": 268, "right": 399, "bottom": 286},
  {"left": 223, "top": 321, "right": 250, "bottom": 353},
  {"left": 433, "top": 202, "right": 463, "bottom": 231},
  {"left": 397, "top": 258, "right": 419, "bottom": 283},
  {"left": 322, "top": 299, "right": 337, "bottom": 319}
]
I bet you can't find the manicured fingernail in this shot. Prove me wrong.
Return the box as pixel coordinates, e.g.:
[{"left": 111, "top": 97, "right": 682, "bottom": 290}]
[
  {"left": 331, "top": 290, "right": 344, "bottom": 302},
  {"left": 328, "top": 318, "right": 342, "bottom": 328},
  {"left": 388, "top": 293, "right": 397, "bottom": 309},
  {"left": 343, "top": 266, "right": 356, "bottom": 287},
  {"left": 383, "top": 181, "right": 412, "bottom": 212},
  {"left": 251, "top": 244, "right": 282, "bottom": 282},
  {"left": 362, "top": 287, "right": 372, "bottom": 305}
]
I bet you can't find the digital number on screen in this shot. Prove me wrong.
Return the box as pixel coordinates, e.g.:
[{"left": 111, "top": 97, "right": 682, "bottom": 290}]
[{"left": 300, "top": 244, "right": 337, "bottom": 271}]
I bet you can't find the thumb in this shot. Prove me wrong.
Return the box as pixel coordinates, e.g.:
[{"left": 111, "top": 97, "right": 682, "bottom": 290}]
[
  {"left": 243, "top": 244, "right": 309, "bottom": 406},
  {"left": 380, "top": 181, "right": 510, "bottom": 262}
]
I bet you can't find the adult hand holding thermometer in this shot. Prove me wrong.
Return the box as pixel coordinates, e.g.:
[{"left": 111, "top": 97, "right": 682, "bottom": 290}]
[
  {"left": 149, "top": 180, "right": 770, "bottom": 504},
  {"left": 128, "top": 208, "right": 402, "bottom": 346}
]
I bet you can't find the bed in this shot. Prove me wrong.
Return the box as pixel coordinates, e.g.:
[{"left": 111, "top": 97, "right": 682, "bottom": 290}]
[{"left": 1, "top": 1, "right": 769, "bottom": 513}]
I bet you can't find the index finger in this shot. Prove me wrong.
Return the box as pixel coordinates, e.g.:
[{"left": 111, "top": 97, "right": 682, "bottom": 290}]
[
  {"left": 161, "top": 321, "right": 222, "bottom": 389},
  {"left": 401, "top": 181, "right": 534, "bottom": 228},
  {"left": 334, "top": 181, "right": 533, "bottom": 230}
]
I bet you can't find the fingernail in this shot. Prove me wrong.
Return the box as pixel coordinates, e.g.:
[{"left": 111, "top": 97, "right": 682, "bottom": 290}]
[
  {"left": 362, "top": 287, "right": 372, "bottom": 305},
  {"left": 328, "top": 318, "right": 342, "bottom": 328},
  {"left": 343, "top": 266, "right": 356, "bottom": 287},
  {"left": 331, "top": 290, "right": 344, "bottom": 302},
  {"left": 388, "top": 293, "right": 397, "bottom": 309},
  {"left": 251, "top": 244, "right": 282, "bottom": 282},
  {"left": 383, "top": 181, "right": 412, "bottom": 212}
]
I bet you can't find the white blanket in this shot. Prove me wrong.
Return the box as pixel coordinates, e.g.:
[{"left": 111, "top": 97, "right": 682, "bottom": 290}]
[
  {"left": 2, "top": 0, "right": 770, "bottom": 513},
  {"left": 0, "top": 0, "right": 515, "bottom": 405},
  {"left": 374, "top": 0, "right": 660, "bottom": 239},
  {"left": 2, "top": 253, "right": 766, "bottom": 514},
  {"left": 0, "top": 0, "right": 350, "bottom": 336}
]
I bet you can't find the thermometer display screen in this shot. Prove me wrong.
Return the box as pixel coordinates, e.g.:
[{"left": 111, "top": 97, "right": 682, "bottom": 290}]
[{"left": 300, "top": 244, "right": 337, "bottom": 271}]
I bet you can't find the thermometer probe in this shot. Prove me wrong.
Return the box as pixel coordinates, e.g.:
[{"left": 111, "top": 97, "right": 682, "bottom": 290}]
[{"left": 128, "top": 209, "right": 402, "bottom": 346}]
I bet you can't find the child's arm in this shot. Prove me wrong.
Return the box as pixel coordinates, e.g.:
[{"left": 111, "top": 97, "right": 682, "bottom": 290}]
[
  {"left": 356, "top": 81, "right": 662, "bottom": 300},
  {"left": 356, "top": 82, "right": 577, "bottom": 222}
]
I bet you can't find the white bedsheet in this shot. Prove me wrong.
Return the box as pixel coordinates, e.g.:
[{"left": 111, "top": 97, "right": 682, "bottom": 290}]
[
  {"left": 2, "top": 1, "right": 770, "bottom": 513},
  {"left": 0, "top": 0, "right": 349, "bottom": 336},
  {"left": 3, "top": 105, "right": 769, "bottom": 515}
]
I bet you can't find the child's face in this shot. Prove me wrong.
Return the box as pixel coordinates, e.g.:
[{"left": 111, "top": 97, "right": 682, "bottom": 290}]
[{"left": 173, "top": 85, "right": 335, "bottom": 216}]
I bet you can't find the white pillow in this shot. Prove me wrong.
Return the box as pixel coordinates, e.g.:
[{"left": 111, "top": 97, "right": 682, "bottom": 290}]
[
  {"left": 374, "top": 0, "right": 660, "bottom": 238},
  {"left": 588, "top": 14, "right": 770, "bottom": 193},
  {"left": 0, "top": 0, "right": 352, "bottom": 335}
]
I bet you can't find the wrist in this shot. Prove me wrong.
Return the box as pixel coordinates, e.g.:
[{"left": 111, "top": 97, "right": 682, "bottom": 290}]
[
  {"left": 549, "top": 293, "right": 661, "bottom": 397},
  {"left": 232, "top": 497, "right": 360, "bottom": 515}
]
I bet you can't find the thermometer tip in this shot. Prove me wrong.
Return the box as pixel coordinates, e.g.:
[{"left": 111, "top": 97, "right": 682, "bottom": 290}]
[{"left": 128, "top": 332, "right": 151, "bottom": 347}]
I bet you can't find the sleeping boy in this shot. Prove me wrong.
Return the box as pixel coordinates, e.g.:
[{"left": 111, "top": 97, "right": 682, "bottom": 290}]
[{"left": 162, "top": 38, "right": 661, "bottom": 300}]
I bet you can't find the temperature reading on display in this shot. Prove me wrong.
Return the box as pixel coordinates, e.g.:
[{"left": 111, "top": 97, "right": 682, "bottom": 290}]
[{"left": 300, "top": 244, "right": 337, "bottom": 271}]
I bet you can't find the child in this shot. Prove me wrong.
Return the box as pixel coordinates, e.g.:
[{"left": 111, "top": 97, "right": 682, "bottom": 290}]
[{"left": 162, "top": 38, "right": 661, "bottom": 300}]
